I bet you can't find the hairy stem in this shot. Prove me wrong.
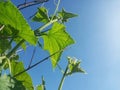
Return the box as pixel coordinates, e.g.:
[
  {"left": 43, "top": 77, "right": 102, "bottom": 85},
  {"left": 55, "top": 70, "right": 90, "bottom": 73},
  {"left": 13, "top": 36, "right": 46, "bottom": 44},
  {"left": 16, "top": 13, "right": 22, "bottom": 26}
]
[
  {"left": 35, "top": 18, "right": 58, "bottom": 33},
  {"left": 58, "top": 64, "right": 69, "bottom": 90},
  {"left": 51, "top": 0, "right": 61, "bottom": 20}
]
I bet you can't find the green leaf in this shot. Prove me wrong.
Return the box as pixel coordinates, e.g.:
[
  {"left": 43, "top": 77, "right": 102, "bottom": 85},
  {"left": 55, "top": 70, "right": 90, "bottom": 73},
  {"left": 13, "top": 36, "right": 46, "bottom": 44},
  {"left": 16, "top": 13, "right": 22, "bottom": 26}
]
[
  {"left": 58, "top": 8, "right": 78, "bottom": 23},
  {"left": 32, "top": 7, "right": 50, "bottom": 23},
  {"left": 42, "top": 22, "right": 74, "bottom": 68},
  {"left": 0, "top": 74, "right": 25, "bottom": 90},
  {"left": 0, "top": 25, "right": 26, "bottom": 50},
  {"left": 0, "top": 25, "right": 17, "bottom": 37},
  {"left": 0, "top": 39, "right": 11, "bottom": 53},
  {"left": 11, "top": 77, "right": 26, "bottom": 90},
  {"left": 66, "top": 57, "right": 86, "bottom": 76},
  {"left": 11, "top": 61, "right": 34, "bottom": 90},
  {"left": 0, "top": 1, "right": 37, "bottom": 45}
]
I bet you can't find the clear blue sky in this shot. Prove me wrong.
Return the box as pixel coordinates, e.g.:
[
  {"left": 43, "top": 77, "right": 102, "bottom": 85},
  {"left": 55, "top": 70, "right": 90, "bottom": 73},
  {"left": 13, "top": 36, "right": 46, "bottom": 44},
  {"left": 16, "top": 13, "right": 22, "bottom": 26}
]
[{"left": 13, "top": 0, "right": 120, "bottom": 90}]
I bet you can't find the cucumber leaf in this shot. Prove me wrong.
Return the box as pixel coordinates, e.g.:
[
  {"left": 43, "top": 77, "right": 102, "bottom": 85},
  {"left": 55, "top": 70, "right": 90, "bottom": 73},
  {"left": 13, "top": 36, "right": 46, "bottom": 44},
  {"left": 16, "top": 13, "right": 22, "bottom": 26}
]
[
  {"left": 0, "top": 39, "right": 11, "bottom": 53},
  {"left": 11, "top": 61, "right": 34, "bottom": 90},
  {"left": 0, "top": 1, "right": 37, "bottom": 45},
  {"left": 42, "top": 22, "right": 74, "bottom": 68}
]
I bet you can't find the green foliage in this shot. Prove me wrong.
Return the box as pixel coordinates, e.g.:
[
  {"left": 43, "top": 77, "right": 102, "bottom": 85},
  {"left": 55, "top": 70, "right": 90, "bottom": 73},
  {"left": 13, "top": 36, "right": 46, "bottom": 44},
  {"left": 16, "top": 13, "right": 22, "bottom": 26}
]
[
  {"left": 42, "top": 22, "right": 74, "bottom": 68},
  {"left": 0, "top": 0, "right": 85, "bottom": 90},
  {"left": 0, "top": 1, "right": 37, "bottom": 45},
  {"left": 0, "top": 56, "right": 6, "bottom": 72},
  {"left": 32, "top": 7, "right": 50, "bottom": 23},
  {"left": 0, "top": 74, "right": 15, "bottom": 90},
  {"left": 0, "top": 74, "right": 25, "bottom": 90},
  {"left": 11, "top": 61, "right": 34, "bottom": 90},
  {"left": 0, "top": 39, "right": 11, "bottom": 53},
  {"left": 11, "top": 77, "right": 26, "bottom": 90},
  {"left": 58, "top": 8, "right": 78, "bottom": 23}
]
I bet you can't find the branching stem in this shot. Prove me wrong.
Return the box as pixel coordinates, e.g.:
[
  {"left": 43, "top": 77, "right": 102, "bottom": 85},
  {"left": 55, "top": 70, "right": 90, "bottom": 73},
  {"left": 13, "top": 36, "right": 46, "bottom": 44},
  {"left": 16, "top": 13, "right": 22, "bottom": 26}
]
[
  {"left": 13, "top": 48, "right": 65, "bottom": 77},
  {"left": 28, "top": 47, "right": 36, "bottom": 68},
  {"left": 17, "top": 0, "right": 48, "bottom": 10}
]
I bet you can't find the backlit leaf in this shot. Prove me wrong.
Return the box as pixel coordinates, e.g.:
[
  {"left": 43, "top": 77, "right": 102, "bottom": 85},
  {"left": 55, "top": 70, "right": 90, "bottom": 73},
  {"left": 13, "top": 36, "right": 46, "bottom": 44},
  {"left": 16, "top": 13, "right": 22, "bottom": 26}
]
[
  {"left": 11, "top": 61, "right": 34, "bottom": 90},
  {"left": 0, "top": 1, "right": 37, "bottom": 45},
  {"left": 58, "top": 8, "right": 78, "bottom": 23},
  {"left": 32, "top": 7, "right": 50, "bottom": 23},
  {"left": 0, "top": 39, "right": 11, "bottom": 53},
  {"left": 42, "top": 22, "right": 74, "bottom": 68}
]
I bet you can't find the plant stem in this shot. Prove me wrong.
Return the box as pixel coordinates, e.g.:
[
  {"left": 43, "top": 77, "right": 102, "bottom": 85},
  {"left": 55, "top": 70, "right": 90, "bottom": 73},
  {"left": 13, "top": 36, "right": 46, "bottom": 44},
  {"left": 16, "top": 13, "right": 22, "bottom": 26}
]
[
  {"left": 28, "top": 47, "right": 36, "bottom": 68},
  {"left": 58, "top": 64, "right": 69, "bottom": 90},
  {"left": 13, "top": 48, "right": 65, "bottom": 77},
  {"left": 35, "top": 18, "right": 58, "bottom": 32},
  {"left": 51, "top": 0, "right": 61, "bottom": 20},
  {"left": 17, "top": 0, "right": 48, "bottom": 10},
  {"left": 0, "top": 25, "right": 5, "bottom": 31},
  {"left": 34, "top": 18, "right": 58, "bottom": 36}
]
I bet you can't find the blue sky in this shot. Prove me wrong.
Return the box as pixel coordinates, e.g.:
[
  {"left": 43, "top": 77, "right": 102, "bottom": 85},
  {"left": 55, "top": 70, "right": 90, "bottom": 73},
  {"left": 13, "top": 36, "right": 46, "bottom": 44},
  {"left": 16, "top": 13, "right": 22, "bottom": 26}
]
[{"left": 13, "top": 0, "right": 120, "bottom": 90}]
